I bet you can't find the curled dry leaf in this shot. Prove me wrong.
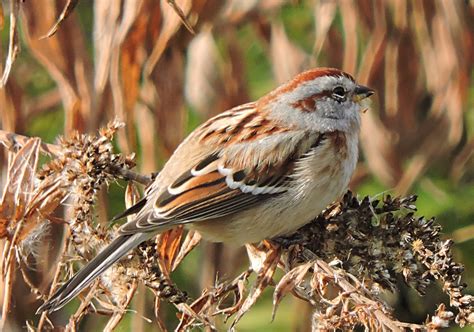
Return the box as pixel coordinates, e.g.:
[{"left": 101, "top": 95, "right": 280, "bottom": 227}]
[
  {"left": 124, "top": 182, "right": 140, "bottom": 216},
  {"left": 156, "top": 226, "right": 185, "bottom": 276},
  {"left": 172, "top": 230, "right": 202, "bottom": 271},
  {"left": 231, "top": 245, "right": 280, "bottom": 328},
  {"left": 272, "top": 260, "right": 313, "bottom": 320},
  {"left": 213, "top": 271, "right": 249, "bottom": 319},
  {"left": 0, "top": 138, "right": 40, "bottom": 328}
]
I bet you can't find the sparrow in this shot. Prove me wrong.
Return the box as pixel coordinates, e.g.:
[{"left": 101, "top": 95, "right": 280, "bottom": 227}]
[{"left": 37, "top": 67, "right": 374, "bottom": 313}]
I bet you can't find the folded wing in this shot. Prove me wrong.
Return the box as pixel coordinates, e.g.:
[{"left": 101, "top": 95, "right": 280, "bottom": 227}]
[{"left": 119, "top": 131, "right": 324, "bottom": 234}]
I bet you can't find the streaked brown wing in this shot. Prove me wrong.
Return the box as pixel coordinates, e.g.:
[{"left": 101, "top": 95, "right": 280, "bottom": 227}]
[
  {"left": 117, "top": 113, "right": 325, "bottom": 235},
  {"left": 119, "top": 152, "right": 289, "bottom": 234}
]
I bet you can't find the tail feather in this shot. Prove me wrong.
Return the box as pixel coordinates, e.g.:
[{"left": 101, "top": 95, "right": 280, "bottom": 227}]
[
  {"left": 111, "top": 198, "right": 147, "bottom": 222},
  {"left": 37, "top": 232, "right": 150, "bottom": 313}
]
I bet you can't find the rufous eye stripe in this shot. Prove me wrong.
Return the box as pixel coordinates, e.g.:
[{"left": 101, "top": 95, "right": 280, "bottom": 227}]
[{"left": 291, "top": 91, "right": 333, "bottom": 112}]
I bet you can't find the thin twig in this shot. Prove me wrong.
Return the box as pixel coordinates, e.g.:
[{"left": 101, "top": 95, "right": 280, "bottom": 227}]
[
  {"left": 107, "top": 165, "right": 152, "bottom": 185},
  {"left": 167, "top": 0, "right": 195, "bottom": 34},
  {"left": 40, "top": 0, "right": 79, "bottom": 39},
  {"left": 0, "top": 255, "right": 14, "bottom": 330}
]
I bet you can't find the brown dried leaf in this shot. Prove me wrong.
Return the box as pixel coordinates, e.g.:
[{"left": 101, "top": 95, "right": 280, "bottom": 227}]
[
  {"left": 124, "top": 182, "right": 140, "bottom": 211},
  {"left": 157, "top": 226, "right": 185, "bottom": 276},
  {"left": 214, "top": 273, "right": 248, "bottom": 319},
  {"left": 272, "top": 260, "right": 313, "bottom": 320},
  {"left": 0, "top": 138, "right": 41, "bottom": 240},
  {"left": 175, "top": 296, "right": 216, "bottom": 331},
  {"left": 0, "top": 77, "right": 24, "bottom": 133},
  {"left": 360, "top": 111, "right": 402, "bottom": 187},
  {"left": 147, "top": 47, "right": 186, "bottom": 155},
  {"left": 340, "top": 1, "right": 358, "bottom": 74},
  {"left": 135, "top": 104, "right": 157, "bottom": 172},
  {"left": 93, "top": 0, "right": 125, "bottom": 93},
  {"left": 21, "top": 180, "right": 65, "bottom": 241},
  {"left": 0, "top": 129, "right": 62, "bottom": 156},
  {"left": 231, "top": 245, "right": 280, "bottom": 327},
  {"left": 3, "top": 138, "right": 40, "bottom": 209},
  {"left": 103, "top": 0, "right": 146, "bottom": 154},
  {"left": 172, "top": 230, "right": 202, "bottom": 271}
]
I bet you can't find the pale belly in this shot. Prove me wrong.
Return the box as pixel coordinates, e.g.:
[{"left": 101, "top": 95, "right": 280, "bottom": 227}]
[{"left": 190, "top": 131, "right": 359, "bottom": 245}]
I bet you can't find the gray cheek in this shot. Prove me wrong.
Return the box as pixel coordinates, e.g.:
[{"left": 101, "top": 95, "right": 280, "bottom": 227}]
[{"left": 316, "top": 99, "right": 342, "bottom": 119}]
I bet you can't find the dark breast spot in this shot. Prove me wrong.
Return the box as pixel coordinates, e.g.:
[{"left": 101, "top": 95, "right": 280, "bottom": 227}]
[{"left": 327, "top": 131, "right": 348, "bottom": 158}]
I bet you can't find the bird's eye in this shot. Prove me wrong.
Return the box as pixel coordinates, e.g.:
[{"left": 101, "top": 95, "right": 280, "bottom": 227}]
[{"left": 332, "top": 86, "right": 346, "bottom": 101}]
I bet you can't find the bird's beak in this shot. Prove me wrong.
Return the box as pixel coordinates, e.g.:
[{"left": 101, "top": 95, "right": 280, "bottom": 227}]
[{"left": 353, "top": 84, "right": 375, "bottom": 103}]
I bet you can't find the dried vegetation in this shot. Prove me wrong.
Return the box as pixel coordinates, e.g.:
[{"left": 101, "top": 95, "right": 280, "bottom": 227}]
[
  {"left": 0, "top": 0, "right": 473, "bottom": 331},
  {"left": 0, "top": 127, "right": 473, "bottom": 330}
]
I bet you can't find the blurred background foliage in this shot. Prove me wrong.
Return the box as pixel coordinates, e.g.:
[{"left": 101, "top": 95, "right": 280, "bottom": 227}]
[{"left": 0, "top": 0, "right": 473, "bottom": 330}]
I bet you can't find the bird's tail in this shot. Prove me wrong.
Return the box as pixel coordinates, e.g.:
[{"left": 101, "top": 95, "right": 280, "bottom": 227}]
[{"left": 37, "top": 232, "right": 151, "bottom": 313}]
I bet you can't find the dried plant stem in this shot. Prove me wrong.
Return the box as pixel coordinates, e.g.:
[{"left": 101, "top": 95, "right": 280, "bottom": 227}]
[
  {"left": 167, "top": 0, "right": 195, "bottom": 34},
  {"left": 107, "top": 164, "right": 152, "bottom": 185},
  {"left": 40, "top": 0, "right": 79, "bottom": 39},
  {"left": 1, "top": 124, "right": 471, "bottom": 331},
  {"left": 0, "top": 255, "right": 14, "bottom": 331},
  {"left": 0, "top": 129, "right": 152, "bottom": 185},
  {"left": 0, "top": 216, "right": 26, "bottom": 328},
  {"left": 0, "top": 129, "right": 60, "bottom": 155},
  {"left": 103, "top": 281, "right": 139, "bottom": 332},
  {"left": 313, "top": 257, "right": 406, "bottom": 332},
  {"left": 19, "top": 261, "right": 42, "bottom": 298},
  {"left": 66, "top": 282, "right": 100, "bottom": 331},
  {"left": 37, "top": 234, "right": 72, "bottom": 331},
  {"left": 0, "top": 0, "right": 20, "bottom": 87},
  {"left": 2, "top": 217, "right": 24, "bottom": 276}
]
